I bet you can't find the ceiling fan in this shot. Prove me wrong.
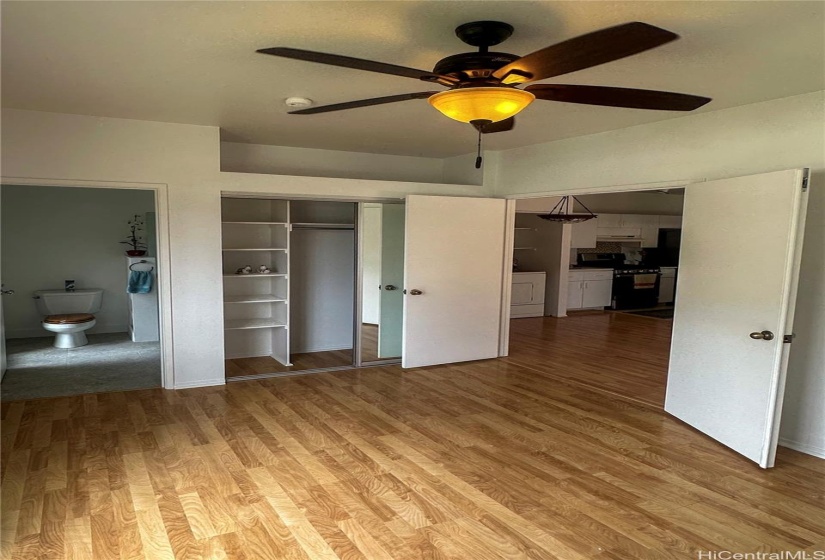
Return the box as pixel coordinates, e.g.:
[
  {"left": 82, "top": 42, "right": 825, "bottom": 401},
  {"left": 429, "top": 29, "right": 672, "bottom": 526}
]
[{"left": 258, "top": 20, "right": 711, "bottom": 136}]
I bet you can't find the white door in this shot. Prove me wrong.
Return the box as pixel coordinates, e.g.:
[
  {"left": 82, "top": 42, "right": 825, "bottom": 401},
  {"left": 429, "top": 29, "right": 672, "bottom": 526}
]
[
  {"left": 402, "top": 195, "right": 507, "bottom": 368},
  {"left": 665, "top": 169, "right": 808, "bottom": 468},
  {"left": 378, "top": 204, "right": 405, "bottom": 358}
]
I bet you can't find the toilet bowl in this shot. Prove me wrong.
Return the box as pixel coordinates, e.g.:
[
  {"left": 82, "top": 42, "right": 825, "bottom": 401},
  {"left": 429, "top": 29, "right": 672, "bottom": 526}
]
[{"left": 34, "top": 289, "right": 103, "bottom": 348}]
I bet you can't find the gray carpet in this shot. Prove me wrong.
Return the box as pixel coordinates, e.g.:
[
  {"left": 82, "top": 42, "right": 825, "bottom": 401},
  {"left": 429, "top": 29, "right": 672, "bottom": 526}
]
[{"left": 1, "top": 332, "right": 161, "bottom": 401}]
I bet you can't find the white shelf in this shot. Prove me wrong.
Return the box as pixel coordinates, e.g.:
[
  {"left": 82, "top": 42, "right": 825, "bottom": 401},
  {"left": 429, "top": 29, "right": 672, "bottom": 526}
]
[
  {"left": 225, "top": 319, "right": 287, "bottom": 330},
  {"left": 222, "top": 221, "right": 288, "bottom": 225},
  {"left": 222, "top": 248, "right": 287, "bottom": 252},
  {"left": 224, "top": 294, "right": 286, "bottom": 304},
  {"left": 223, "top": 273, "right": 287, "bottom": 278},
  {"left": 291, "top": 222, "right": 354, "bottom": 229}
]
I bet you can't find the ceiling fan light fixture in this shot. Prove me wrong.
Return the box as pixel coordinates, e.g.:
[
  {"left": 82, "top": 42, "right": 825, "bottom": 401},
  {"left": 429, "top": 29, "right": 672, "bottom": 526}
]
[{"left": 427, "top": 87, "right": 535, "bottom": 123}]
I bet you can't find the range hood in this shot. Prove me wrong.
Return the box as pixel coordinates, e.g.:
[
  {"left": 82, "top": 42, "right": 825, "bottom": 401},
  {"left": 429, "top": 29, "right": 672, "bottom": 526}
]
[
  {"left": 596, "top": 234, "right": 642, "bottom": 241},
  {"left": 596, "top": 226, "right": 643, "bottom": 241}
]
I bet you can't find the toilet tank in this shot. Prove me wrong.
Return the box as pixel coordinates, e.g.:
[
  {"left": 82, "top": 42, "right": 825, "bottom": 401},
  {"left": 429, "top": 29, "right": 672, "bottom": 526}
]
[{"left": 34, "top": 289, "right": 103, "bottom": 315}]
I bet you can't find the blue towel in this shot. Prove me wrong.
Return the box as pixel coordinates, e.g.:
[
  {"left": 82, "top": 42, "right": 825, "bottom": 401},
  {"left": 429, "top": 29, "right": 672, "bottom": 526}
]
[{"left": 128, "top": 270, "right": 153, "bottom": 294}]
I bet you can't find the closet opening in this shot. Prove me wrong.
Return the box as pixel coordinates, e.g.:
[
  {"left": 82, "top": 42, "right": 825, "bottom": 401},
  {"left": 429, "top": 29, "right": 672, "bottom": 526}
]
[{"left": 221, "top": 196, "right": 403, "bottom": 381}]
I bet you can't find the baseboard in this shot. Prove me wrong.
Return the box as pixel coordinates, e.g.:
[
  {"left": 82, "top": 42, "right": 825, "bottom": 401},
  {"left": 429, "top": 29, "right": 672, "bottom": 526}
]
[
  {"left": 778, "top": 437, "right": 825, "bottom": 460},
  {"left": 174, "top": 378, "right": 225, "bottom": 390}
]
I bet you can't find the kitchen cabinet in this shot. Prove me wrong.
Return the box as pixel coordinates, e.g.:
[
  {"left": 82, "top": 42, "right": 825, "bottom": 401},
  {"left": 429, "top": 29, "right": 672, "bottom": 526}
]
[
  {"left": 596, "top": 214, "right": 623, "bottom": 228},
  {"left": 570, "top": 218, "right": 598, "bottom": 248},
  {"left": 659, "top": 215, "right": 683, "bottom": 229},
  {"left": 511, "top": 272, "right": 546, "bottom": 318},
  {"left": 567, "top": 269, "right": 613, "bottom": 310},
  {"left": 659, "top": 267, "right": 677, "bottom": 304}
]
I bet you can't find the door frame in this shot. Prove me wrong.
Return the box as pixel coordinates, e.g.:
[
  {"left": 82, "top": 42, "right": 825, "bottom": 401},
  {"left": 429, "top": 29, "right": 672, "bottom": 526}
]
[{"left": 0, "top": 176, "right": 175, "bottom": 390}]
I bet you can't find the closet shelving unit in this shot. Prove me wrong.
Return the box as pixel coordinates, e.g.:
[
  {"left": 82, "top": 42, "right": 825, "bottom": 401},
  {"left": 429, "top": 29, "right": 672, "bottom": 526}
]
[
  {"left": 221, "top": 198, "right": 291, "bottom": 364},
  {"left": 221, "top": 198, "right": 358, "bottom": 374}
]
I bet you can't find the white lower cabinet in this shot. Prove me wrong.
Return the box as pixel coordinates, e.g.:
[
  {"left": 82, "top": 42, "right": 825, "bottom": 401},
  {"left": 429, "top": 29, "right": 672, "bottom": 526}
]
[
  {"left": 567, "top": 269, "right": 613, "bottom": 310},
  {"left": 511, "top": 272, "right": 546, "bottom": 318}
]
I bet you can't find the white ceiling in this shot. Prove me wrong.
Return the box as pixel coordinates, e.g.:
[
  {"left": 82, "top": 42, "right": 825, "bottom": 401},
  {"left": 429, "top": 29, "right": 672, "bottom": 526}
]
[{"left": 2, "top": 1, "right": 823, "bottom": 158}]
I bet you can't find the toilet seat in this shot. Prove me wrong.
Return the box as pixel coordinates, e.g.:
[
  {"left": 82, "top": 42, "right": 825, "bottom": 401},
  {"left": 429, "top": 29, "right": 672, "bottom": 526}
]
[{"left": 44, "top": 313, "right": 95, "bottom": 325}]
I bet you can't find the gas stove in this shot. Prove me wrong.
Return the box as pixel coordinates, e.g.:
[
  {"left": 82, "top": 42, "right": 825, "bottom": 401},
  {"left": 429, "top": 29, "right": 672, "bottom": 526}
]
[
  {"left": 577, "top": 253, "right": 660, "bottom": 276},
  {"left": 614, "top": 265, "right": 661, "bottom": 276}
]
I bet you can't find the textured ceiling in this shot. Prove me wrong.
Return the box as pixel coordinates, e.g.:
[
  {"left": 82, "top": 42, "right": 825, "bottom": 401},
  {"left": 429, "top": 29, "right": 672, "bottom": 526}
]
[{"left": 2, "top": 1, "right": 823, "bottom": 157}]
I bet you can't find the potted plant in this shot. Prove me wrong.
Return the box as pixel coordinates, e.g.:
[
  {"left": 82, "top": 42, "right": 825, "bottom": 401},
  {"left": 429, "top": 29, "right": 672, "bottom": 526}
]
[{"left": 120, "top": 214, "right": 148, "bottom": 256}]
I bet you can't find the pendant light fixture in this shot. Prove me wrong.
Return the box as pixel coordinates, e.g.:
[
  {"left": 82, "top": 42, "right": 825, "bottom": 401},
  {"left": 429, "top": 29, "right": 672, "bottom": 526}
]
[
  {"left": 428, "top": 87, "right": 535, "bottom": 123},
  {"left": 538, "top": 196, "right": 598, "bottom": 223}
]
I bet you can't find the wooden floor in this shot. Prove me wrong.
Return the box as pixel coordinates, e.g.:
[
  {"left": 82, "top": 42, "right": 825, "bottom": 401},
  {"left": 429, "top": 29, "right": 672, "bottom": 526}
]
[
  {"left": 360, "top": 324, "right": 380, "bottom": 363},
  {"left": 225, "top": 349, "right": 353, "bottom": 378},
  {"left": 507, "top": 312, "right": 672, "bottom": 407},
  {"left": 3, "top": 318, "right": 824, "bottom": 559}
]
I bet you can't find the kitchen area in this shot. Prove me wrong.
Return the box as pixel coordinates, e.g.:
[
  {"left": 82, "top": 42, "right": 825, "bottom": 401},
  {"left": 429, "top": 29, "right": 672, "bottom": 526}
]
[
  {"left": 509, "top": 190, "right": 684, "bottom": 320},
  {"left": 506, "top": 189, "right": 684, "bottom": 406}
]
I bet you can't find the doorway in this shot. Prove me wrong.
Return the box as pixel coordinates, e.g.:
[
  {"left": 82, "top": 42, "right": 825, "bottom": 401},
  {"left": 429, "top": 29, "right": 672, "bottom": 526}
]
[
  {"left": 504, "top": 169, "right": 809, "bottom": 468},
  {"left": 0, "top": 184, "right": 163, "bottom": 400},
  {"left": 507, "top": 188, "right": 685, "bottom": 407}
]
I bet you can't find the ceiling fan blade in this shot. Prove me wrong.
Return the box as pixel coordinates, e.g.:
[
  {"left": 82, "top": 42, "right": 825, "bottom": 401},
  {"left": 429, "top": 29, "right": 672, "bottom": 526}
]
[
  {"left": 493, "top": 22, "right": 678, "bottom": 84},
  {"left": 472, "top": 117, "right": 515, "bottom": 134},
  {"left": 288, "top": 91, "right": 438, "bottom": 115},
  {"left": 526, "top": 84, "right": 711, "bottom": 111},
  {"left": 258, "top": 47, "right": 457, "bottom": 86}
]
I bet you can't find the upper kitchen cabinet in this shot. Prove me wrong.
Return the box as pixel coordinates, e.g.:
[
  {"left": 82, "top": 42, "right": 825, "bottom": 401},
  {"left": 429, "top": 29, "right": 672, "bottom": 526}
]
[
  {"left": 659, "top": 215, "right": 683, "bottom": 229},
  {"left": 570, "top": 218, "right": 598, "bottom": 248}
]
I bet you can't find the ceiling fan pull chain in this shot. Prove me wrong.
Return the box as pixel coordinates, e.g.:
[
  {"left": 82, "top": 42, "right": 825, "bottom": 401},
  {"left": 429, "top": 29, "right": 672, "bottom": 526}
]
[{"left": 475, "top": 129, "right": 483, "bottom": 169}]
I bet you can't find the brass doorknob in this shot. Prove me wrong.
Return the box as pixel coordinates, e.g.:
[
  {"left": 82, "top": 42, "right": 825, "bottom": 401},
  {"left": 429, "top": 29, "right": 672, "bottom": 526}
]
[
  {"left": 384, "top": 285, "right": 397, "bottom": 291},
  {"left": 749, "top": 331, "right": 775, "bottom": 341},
  {"left": 409, "top": 289, "right": 423, "bottom": 296}
]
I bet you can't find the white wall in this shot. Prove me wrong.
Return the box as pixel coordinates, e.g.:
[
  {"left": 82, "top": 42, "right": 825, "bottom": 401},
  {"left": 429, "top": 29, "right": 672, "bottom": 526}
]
[
  {"left": 573, "top": 191, "right": 685, "bottom": 215},
  {"left": 361, "top": 205, "right": 381, "bottom": 324},
  {"left": 1, "top": 109, "right": 491, "bottom": 389},
  {"left": 491, "top": 91, "right": 825, "bottom": 458},
  {"left": 1, "top": 185, "right": 155, "bottom": 337},
  {"left": 514, "top": 214, "right": 570, "bottom": 317},
  {"left": 221, "top": 142, "right": 449, "bottom": 185},
  {"left": 290, "top": 229, "right": 355, "bottom": 353}
]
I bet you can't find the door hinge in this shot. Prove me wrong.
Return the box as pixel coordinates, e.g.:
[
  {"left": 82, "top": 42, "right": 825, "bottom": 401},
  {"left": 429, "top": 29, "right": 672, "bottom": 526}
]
[
  {"left": 783, "top": 333, "right": 796, "bottom": 344},
  {"left": 802, "top": 169, "right": 809, "bottom": 191}
]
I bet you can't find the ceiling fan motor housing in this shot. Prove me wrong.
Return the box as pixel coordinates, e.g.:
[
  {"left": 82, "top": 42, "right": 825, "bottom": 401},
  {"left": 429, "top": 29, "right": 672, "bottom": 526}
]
[{"left": 433, "top": 52, "right": 520, "bottom": 81}]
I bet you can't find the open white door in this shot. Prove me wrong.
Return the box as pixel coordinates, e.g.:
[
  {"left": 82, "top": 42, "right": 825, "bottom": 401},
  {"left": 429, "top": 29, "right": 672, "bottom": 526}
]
[
  {"left": 402, "top": 195, "right": 507, "bottom": 368},
  {"left": 665, "top": 168, "right": 808, "bottom": 468},
  {"left": 378, "top": 204, "right": 405, "bottom": 358}
]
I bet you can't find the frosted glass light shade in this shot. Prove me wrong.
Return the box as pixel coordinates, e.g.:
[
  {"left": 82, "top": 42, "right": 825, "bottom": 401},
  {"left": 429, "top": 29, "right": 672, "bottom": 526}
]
[{"left": 428, "top": 87, "right": 535, "bottom": 123}]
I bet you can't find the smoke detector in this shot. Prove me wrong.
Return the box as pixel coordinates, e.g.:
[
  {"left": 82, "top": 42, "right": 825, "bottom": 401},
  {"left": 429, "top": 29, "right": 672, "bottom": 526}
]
[{"left": 284, "top": 97, "right": 313, "bottom": 109}]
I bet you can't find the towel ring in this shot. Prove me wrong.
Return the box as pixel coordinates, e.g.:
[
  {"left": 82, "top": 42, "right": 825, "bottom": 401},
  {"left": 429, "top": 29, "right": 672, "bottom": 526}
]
[{"left": 129, "top": 260, "right": 154, "bottom": 272}]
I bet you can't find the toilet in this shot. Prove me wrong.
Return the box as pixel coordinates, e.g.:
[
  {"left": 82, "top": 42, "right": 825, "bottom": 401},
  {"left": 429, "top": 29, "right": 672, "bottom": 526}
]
[{"left": 34, "top": 289, "right": 103, "bottom": 348}]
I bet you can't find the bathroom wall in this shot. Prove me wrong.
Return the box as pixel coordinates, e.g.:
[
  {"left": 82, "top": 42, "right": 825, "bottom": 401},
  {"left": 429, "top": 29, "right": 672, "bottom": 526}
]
[{"left": 1, "top": 185, "right": 156, "bottom": 338}]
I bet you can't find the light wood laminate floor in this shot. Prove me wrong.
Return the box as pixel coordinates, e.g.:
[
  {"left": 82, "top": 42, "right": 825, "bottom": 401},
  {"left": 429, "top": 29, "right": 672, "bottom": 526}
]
[
  {"left": 507, "top": 312, "right": 672, "bottom": 407},
  {"left": 225, "top": 349, "right": 353, "bottom": 378},
  {"left": 3, "top": 317, "right": 824, "bottom": 559}
]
